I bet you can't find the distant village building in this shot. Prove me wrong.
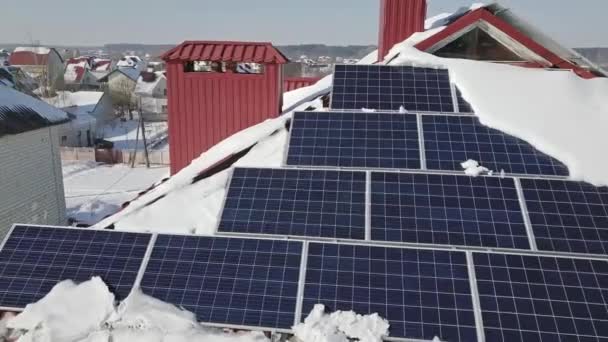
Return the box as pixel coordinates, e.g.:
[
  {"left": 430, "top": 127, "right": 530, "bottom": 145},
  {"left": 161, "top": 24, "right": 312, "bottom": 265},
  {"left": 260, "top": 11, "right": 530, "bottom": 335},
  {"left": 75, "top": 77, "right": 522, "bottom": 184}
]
[
  {"left": 0, "top": 85, "right": 68, "bottom": 239},
  {"left": 98, "top": 68, "right": 140, "bottom": 115},
  {"left": 43, "top": 91, "right": 115, "bottom": 146},
  {"left": 135, "top": 70, "right": 167, "bottom": 121},
  {"left": 8, "top": 47, "right": 65, "bottom": 89},
  {"left": 116, "top": 55, "right": 146, "bottom": 71},
  {"left": 64, "top": 57, "right": 100, "bottom": 91},
  {"left": 161, "top": 41, "right": 288, "bottom": 174}
]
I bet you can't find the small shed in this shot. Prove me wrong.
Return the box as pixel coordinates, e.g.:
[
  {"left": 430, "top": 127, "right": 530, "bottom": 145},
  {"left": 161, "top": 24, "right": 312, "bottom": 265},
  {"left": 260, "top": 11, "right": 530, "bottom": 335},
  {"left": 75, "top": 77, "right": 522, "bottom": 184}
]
[{"left": 162, "top": 41, "right": 289, "bottom": 174}]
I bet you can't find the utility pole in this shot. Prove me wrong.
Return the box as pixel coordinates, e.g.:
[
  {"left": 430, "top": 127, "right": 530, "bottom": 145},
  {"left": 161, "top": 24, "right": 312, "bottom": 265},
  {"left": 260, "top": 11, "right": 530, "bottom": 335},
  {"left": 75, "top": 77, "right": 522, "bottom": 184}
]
[{"left": 140, "top": 98, "right": 151, "bottom": 168}]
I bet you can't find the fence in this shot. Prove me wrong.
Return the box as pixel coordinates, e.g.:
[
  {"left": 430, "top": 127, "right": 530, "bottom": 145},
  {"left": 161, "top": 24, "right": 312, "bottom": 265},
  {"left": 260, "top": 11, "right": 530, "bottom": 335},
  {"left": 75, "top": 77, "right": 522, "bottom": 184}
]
[{"left": 60, "top": 147, "right": 170, "bottom": 166}]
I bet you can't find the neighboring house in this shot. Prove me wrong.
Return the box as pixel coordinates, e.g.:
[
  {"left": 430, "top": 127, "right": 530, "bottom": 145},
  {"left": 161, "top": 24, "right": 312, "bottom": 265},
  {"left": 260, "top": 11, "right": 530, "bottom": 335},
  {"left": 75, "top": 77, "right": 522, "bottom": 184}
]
[
  {"left": 90, "top": 58, "right": 113, "bottom": 81},
  {"left": 64, "top": 58, "right": 99, "bottom": 91},
  {"left": 116, "top": 55, "right": 145, "bottom": 71},
  {"left": 0, "top": 66, "right": 39, "bottom": 95},
  {"left": 135, "top": 71, "right": 168, "bottom": 121},
  {"left": 8, "top": 47, "right": 65, "bottom": 89},
  {"left": 0, "top": 85, "right": 68, "bottom": 240},
  {"left": 147, "top": 61, "right": 165, "bottom": 72},
  {"left": 98, "top": 68, "right": 140, "bottom": 114},
  {"left": 43, "top": 91, "right": 115, "bottom": 146}
]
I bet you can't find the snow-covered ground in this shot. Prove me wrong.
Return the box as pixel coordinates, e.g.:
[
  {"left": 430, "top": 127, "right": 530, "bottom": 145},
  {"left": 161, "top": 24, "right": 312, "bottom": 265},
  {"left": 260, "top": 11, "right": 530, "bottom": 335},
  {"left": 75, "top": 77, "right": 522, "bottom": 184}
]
[
  {"left": 97, "top": 119, "right": 168, "bottom": 150},
  {"left": 62, "top": 161, "right": 169, "bottom": 225}
]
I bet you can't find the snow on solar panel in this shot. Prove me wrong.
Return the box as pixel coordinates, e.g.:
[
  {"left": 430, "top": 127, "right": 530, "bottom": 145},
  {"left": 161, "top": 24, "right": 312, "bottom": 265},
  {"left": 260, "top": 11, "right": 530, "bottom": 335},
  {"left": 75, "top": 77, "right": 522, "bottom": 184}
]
[
  {"left": 474, "top": 252, "right": 608, "bottom": 342},
  {"left": 331, "top": 64, "right": 455, "bottom": 112},
  {"left": 302, "top": 243, "right": 478, "bottom": 341},
  {"left": 371, "top": 172, "right": 530, "bottom": 250},
  {"left": 140, "top": 235, "right": 302, "bottom": 330},
  {"left": 0, "top": 225, "right": 151, "bottom": 308},
  {"left": 422, "top": 115, "right": 570, "bottom": 176},
  {"left": 218, "top": 168, "right": 367, "bottom": 240},
  {"left": 520, "top": 178, "right": 608, "bottom": 255},
  {"left": 286, "top": 111, "right": 421, "bottom": 170},
  {"left": 455, "top": 87, "right": 474, "bottom": 113}
]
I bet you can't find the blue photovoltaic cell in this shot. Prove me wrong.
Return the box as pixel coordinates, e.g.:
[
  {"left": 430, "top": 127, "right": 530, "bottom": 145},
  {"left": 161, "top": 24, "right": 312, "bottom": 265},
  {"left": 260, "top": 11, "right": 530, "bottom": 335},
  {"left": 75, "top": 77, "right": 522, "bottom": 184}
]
[
  {"left": 0, "top": 225, "right": 151, "bottom": 308},
  {"left": 474, "top": 253, "right": 608, "bottom": 342},
  {"left": 371, "top": 172, "right": 530, "bottom": 250},
  {"left": 455, "top": 87, "right": 474, "bottom": 113},
  {"left": 520, "top": 178, "right": 608, "bottom": 255},
  {"left": 286, "top": 111, "right": 421, "bottom": 170},
  {"left": 423, "top": 115, "right": 569, "bottom": 176},
  {"left": 302, "top": 243, "right": 478, "bottom": 341},
  {"left": 140, "top": 235, "right": 302, "bottom": 330},
  {"left": 218, "top": 168, "right": 366, "bottom": 240},
  {"left": 331, "top": 64, "right": 455, "bottom": 112}
]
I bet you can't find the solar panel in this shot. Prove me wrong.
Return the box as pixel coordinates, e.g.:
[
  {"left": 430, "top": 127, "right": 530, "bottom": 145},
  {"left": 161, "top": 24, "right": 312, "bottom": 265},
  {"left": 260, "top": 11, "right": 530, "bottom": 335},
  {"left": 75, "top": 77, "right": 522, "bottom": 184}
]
[
  {"left": 0, "top": 225, "right": 151, "bottom": 308},
  {"left": 422, "top": 115, "right": 569, "bottom": 176},
  {"left": 140, "top": 235, "right": 302, "bottom": 330},
  {"left": 286, "top": 111, "right": 421, "bottom": 170},
  {"left": 455, "top": 87, "right": 474, "bottom": 113},
  {"left": 474, "top": 252, "right": 608, "bottom": 342},
  {"left": 371, "top": 172, "right": 530, "bottom": 250},
  {"left": 218, "top": 168, "right": 367, "bottom": 240},
  {"left": 331, "top": 64, "right": 455, "bottom": 112},
  {"left": 520, "top": 178, "right": 608, "bottom": 255},
  {"left": 302, "top": 243, "right": 478, "bottom": 341}
]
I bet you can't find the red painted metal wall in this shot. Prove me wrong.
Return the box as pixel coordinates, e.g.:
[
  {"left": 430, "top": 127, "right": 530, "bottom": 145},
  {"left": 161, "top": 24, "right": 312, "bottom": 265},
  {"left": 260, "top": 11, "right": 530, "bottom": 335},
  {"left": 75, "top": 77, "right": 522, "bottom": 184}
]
[
  {"left": 166, "top": 62, "right": 283, "bottom": 174},
  {"left": 378, "top": 0, "right": 427, "bottom": 62},
  {"left": 283, "top": 77, "right": 321, "bottom": 92}
]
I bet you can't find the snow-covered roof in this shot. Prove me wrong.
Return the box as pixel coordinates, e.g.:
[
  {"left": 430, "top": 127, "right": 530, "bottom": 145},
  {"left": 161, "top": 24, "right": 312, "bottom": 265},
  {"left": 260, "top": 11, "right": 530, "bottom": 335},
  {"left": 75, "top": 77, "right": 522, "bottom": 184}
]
[
  {"left": 134, "top": 71, "right": 165, "bottom": 96},
  {"left": 116, "top": 55, "right": 143, "bottom": 68},
  {"left": 95, "top": 4, "right": 608, "bottom": 233},
  {"left": 0, "top": 85, "right": 70, "bottom": 137},
  {"left": 44, "top": 91, "right": 104, "bottom": 109},
  {"left": 99, "top": 67, "right": 140, "bottom": 83},
  {"left": 64, "top": 61, "right": 89, "bottom": 83}
]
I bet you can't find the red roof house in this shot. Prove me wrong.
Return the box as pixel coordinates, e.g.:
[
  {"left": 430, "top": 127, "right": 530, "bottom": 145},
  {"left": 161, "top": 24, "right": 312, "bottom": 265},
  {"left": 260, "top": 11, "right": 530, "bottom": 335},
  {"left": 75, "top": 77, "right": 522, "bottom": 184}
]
[{"left": 9, "top": 47, "right": 66, "bottom": 86}]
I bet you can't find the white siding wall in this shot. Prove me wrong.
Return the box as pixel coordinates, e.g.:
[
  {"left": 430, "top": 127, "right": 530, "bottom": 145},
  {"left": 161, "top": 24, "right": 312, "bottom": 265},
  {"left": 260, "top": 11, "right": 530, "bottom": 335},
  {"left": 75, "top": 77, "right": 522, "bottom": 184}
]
[{"left": 0, "top": 126, "right": 66, "bottom": 240}]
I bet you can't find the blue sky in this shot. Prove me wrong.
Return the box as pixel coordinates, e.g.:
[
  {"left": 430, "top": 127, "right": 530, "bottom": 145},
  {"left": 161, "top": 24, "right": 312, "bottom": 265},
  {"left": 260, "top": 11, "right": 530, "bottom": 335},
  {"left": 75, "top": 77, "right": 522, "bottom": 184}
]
[{"left": 0, "top": 0, "right": 605, "bottom": 47}]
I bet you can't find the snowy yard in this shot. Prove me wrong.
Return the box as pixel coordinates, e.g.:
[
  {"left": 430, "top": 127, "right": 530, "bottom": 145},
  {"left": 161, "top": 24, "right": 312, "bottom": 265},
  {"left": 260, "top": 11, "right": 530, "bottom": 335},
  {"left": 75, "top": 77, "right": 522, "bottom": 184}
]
[
  {"left": 96, "top": 119, "right": 168, "bottom": 150},
  {"left": 62, "top": 161, "right": 169, "bottom": 225}
]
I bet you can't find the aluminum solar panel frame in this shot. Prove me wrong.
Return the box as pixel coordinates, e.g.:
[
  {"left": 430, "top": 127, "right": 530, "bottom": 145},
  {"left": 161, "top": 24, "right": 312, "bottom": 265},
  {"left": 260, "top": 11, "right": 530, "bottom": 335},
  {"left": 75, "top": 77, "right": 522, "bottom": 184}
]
[
  {"left": 519, "top": 178, "right": 608, "bottom": 256},
  {"left": 330, "top": 64, "right": 455, "bottom": 112},
  {"left": 301, "top": 242, "right": 479, "bottom": 342},
  {"left": 286, "top": 111, "right": 421, "bottom": 170},
  {"left": 0, "top": 225, "right": 152, "bottom": 310},
  {"left": 371, "top": 172, "right": 531, "bottom": 250},
  {"left": 140, "top": 235, "right": 302, "bottom": 332},
  {"left": 474, "top": 252, "right": 608, "bottom": 342},
  {"left": 422, "top": 114, "right": 570, "bottom": 177},
  {"left": 217, "top": 167, "right": 367, "bottom": 240}
]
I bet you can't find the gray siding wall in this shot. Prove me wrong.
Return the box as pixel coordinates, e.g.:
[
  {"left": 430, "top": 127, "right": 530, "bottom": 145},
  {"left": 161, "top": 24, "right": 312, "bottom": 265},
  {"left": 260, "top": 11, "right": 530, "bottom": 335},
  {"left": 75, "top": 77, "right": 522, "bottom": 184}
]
[{"left": 0, "top": 126, "right": 66, "bottom": 240}]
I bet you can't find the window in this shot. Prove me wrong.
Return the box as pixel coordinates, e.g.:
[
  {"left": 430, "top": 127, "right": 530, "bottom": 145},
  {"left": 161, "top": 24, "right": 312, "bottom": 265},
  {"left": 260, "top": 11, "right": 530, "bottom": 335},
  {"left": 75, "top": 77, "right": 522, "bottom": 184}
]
[
  {"left": 434, "top": 27, "right": 525, "bottom": 62},
  {"left": 184, "top": 61, "right": 265, "bottom": 74},
  {"left": 162, "top": 105, "right": 168, "bottom": 113}
]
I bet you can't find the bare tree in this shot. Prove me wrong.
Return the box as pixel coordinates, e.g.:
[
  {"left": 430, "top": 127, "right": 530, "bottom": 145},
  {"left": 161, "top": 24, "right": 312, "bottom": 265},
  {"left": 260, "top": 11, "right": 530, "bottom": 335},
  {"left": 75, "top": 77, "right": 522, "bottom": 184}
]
[{"left": 110, "top": 78, "right": 136, "bottom": 120}]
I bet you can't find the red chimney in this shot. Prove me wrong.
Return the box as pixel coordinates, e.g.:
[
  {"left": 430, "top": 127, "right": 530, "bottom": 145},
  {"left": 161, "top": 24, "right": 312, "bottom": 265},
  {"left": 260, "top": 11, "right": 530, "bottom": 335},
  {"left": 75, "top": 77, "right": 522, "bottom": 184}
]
[{"left": 378, "top": 0, "right": 427, "bottom": 62}]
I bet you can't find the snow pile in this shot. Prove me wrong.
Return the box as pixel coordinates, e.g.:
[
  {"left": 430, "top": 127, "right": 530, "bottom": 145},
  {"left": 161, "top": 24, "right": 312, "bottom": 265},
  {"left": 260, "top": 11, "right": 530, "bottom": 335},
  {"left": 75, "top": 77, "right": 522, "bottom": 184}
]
[
  {"left": 8, "top": 277, "right": 115, "bottom": 341},
  {"left": 293, "top": 304, "right": 389, "bottom": 342},
  {"left": 2, "top": 278, "right": 276, "bottom": 342},
  {"left": 461, "top": 159, "right": 491, "bottom": 177}
]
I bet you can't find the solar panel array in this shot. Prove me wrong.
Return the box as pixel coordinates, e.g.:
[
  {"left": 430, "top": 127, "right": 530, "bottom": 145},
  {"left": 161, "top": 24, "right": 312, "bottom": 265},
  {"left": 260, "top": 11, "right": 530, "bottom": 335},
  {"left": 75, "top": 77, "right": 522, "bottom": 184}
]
[
  {"left": 371, "top": 172, "right": 530, "bottom": 249},
  {"left": 520, "top": 178, "right": 608, "bottom": 255},
  {"left": 303, "top": 243, "right": 478, "bottom": 341},
  {"left": 287, "top": 111, "right": 420, "bottom": 169},
  {"left": 422, "top": 115, "right": 570, "bottom": 177},
  {"left": 218, "top": 168, "right": 367, "bottom": 240},
  {"left": 140, "top": 235, "right": 302, "bottom": 330},
  {"left": 0, "top": 225, "right": 151, "bottom": 308},
  {"left": 331, "top": 65, "right": 455, "bottom": 112}
]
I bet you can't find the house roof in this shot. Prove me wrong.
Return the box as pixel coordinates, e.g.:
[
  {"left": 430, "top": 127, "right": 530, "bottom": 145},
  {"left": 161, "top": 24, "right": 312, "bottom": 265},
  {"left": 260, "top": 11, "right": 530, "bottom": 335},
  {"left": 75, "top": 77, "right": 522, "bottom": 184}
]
[
  {"left": 134, "top": 71, "right": 165, "bottom": 96},
  {"left": 64, "top": 61, "right": 89, "bottom": 83},
  {"left": 0, "top": 85, "right": 70, "bottom": 137},
  {"left": 413, "top": 5, "right": 605, "bottom": 78},
  {"left": 97, "top": 67, "right": 140, "bottom": 82},
  {"left": 9, "top": 47, "right": 63, "bottom": 66},
  {"left": 162, "top": 41, "right": 289, "bottom": 64}
]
